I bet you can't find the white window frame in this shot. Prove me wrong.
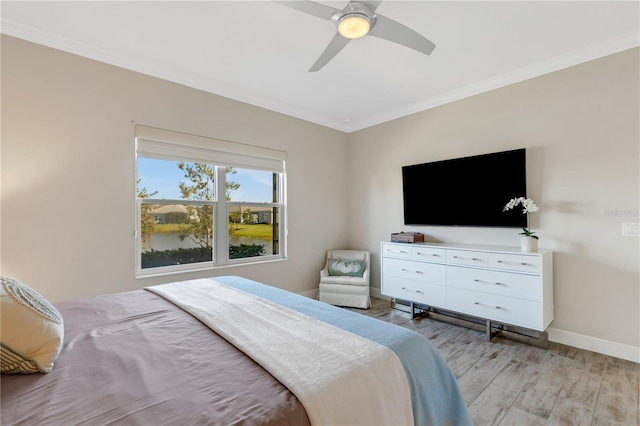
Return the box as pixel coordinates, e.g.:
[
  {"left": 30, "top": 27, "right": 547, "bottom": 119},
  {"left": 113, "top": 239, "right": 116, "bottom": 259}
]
[{"left": 135, "top": 125, "right": 287, "bottom": 277}]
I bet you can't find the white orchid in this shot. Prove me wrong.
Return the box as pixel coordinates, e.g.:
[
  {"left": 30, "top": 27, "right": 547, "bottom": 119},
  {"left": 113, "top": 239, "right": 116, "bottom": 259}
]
[{"left": 503, "top": 197, "right": 539, "bottom": 239}]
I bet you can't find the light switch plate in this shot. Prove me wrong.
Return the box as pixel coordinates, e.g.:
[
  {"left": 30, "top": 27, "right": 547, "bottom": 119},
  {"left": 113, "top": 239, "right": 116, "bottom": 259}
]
[{"left": 622, "top": 222, "right": 640, "bottom": 236}]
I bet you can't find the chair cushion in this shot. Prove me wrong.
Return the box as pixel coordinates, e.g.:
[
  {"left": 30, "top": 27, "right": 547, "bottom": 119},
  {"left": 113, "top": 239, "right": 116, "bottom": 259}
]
[
  {"left": 328, "top": 258, "right": 366, "bottom": 277},
  {"left": 320, "top": 275, "right": 368, "bottom": 286}
]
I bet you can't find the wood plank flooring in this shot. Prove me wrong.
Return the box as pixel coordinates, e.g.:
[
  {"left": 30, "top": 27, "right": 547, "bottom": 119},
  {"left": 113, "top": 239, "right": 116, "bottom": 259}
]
[{"left": 345, "top": 298, "right": 639, "bottom": 426}]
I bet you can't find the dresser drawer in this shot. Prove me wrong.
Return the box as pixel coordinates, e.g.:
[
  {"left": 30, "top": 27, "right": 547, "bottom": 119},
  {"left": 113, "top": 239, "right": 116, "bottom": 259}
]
[
  {"left": 381, "top": 243, "right": 411, "bottom": 259},
  {"left": 382, "top": 276, "right": 446, "bottom": 308},
  {"left": 488, "top": 253, "right": 541, "bottom": 274},
  {"left": 382, "top": 258, "right": 446, "bottom": 285},
  {"left": 446, "top": 249, "right": 488, "bottom": 267},
  {"left": 446, "top": 266, "right": 541, "bottom": 301},
  {"left": 446, "top": 287, "right": 542, "bottom": 330},
  {"left": 411, "top": 246, "right": 446, "bottom": 263}
]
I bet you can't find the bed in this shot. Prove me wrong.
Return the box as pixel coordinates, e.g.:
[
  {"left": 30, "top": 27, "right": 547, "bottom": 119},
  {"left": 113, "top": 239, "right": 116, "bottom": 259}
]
[{"left": 1, "top": 275, "right": 472, "bottom": 425}]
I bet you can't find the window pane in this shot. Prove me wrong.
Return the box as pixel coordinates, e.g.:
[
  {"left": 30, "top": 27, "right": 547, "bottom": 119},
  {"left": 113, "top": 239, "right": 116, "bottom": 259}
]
[
  {"left": 140, "top": 203, "right": 213, "bottom": 269},
  {"left": 226, "top": 168, "right": 278, "bottom": 202},
  {"left": 137, "top": 158, "right": 215, "bottom": 200},
  {"left": 228, "top": 206, "right": 279, "bottom": 259}
]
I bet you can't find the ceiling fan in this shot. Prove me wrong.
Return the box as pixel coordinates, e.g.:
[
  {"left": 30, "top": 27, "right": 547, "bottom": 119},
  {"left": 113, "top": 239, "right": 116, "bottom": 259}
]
[{"left": 275, "top": 0, "right": 436, "bottom": 72}]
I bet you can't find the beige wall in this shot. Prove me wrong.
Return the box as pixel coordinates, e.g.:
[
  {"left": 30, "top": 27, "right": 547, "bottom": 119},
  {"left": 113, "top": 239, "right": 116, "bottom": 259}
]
[
  {"left": 347, "top": 48, "right": 640, "bottom": 349},
  {"left": 1, "top": 35, "right": 349, "bottom": 302}
]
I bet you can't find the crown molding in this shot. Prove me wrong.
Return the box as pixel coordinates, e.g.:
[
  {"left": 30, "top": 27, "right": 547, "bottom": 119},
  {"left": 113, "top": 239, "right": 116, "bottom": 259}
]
[
  {"left": 347, "top": 30, "right": 640, "bottom": 132},
  {"left": 0, "top": 18, "right": 343, "bottom": 130},
  {"left": 2, "top": 18, "right": 638, "bottom": 134}
]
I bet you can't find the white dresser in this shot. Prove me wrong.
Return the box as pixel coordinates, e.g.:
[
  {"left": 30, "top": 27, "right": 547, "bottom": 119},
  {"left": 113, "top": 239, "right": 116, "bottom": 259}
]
[{"left": 381, "top": 241, "right": 553, "bottom": 343}]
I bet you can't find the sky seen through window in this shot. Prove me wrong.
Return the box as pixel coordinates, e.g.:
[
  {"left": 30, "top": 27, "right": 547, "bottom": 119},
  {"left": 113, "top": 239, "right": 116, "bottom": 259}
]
[{"left": 137, "top": 158, "right": 274, "bottom": 202}]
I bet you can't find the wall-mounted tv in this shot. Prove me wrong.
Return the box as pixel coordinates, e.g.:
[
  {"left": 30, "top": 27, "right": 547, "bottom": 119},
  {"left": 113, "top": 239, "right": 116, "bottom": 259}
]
[{"left": 402, "top": 148, "right": 527, "bottom": 227}]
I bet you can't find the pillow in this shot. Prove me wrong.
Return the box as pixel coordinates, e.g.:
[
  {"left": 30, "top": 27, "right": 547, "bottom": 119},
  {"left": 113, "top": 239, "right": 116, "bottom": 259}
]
[
  {"left": 328, "top": 258, "right": 366, "bottom": 277},
  {"left": 1, "top": 276, "right": 64, "bottom": 374}
]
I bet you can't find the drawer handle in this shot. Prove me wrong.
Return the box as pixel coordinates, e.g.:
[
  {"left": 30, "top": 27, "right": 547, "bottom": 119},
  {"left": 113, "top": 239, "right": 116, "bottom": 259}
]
[
  {"left": 401, "top": 268, "right": 423, "bottom": 274},
  {"left": 474, "top": 301, "right": 501, "bottom": 309},
  {"left": 497, "top": 260, "right": 529, "bottom": 266},
  {"left": 388, "top": 249, "right": 408, "bottom": 254},
  {"left": 453, "top": 256, "right": 483, "bottom": 261},
  {"left": 416, "top": 252, "right": 441, "bottom": 257},
  {"left": 474, "top": 279, "right": 503, "bottom": 286},
  {"left": 401, "top": 287, "right": 423, "bottom": 294}
]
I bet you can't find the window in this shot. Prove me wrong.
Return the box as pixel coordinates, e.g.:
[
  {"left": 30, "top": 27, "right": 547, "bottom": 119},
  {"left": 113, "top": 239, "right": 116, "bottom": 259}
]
[
  {"left": 135, "top": 125, "right": 286, "bottom": 276},
  {"left": 227, "top": 168, "right": 282, "bottom": 259}
]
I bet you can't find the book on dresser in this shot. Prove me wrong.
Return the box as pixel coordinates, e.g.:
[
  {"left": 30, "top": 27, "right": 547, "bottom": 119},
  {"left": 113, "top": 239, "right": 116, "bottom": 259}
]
[{"left": 380, "top": 241, "right": 553, "bottom": 347}]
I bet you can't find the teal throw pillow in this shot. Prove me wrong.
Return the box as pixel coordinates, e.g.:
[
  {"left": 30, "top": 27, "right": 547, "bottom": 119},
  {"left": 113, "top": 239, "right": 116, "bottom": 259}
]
[{"left": 328, "top": 258, "right": 366, "bottom": 277}]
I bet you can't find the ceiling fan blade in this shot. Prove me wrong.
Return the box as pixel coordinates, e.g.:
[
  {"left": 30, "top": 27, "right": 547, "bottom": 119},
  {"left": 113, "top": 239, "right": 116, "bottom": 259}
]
[
  {"left": 368, "top": 14, "right": 436, "bottom": 56},
  {"left": 308, "top": 33, "right": 351, "bottom": 72},
  {"left": 273, "top": 1, "right": 337, "bottom": 21}
]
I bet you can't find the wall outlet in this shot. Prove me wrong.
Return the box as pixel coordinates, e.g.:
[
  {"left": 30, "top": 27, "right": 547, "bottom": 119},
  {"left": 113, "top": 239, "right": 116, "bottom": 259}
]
[{"left": 621, "top": 222, "right": 640, "bottom": 237}]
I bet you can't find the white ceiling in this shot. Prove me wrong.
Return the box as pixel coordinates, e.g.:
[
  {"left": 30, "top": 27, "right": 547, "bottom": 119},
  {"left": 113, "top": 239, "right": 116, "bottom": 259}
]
[{"left": 2, "top": 1, "right": 639, "bottom": 132}]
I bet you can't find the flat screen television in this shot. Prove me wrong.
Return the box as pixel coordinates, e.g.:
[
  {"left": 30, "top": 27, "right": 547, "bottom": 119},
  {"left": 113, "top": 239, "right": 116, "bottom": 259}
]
[{"left": 402, "top": 148, "right": 527, "bottom": 227}]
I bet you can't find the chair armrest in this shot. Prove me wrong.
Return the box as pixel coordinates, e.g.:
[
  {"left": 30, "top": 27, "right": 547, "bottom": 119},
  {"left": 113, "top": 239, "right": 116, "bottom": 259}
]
[{"left": 362, "top": 267, "right": 370, "bottom": 281}]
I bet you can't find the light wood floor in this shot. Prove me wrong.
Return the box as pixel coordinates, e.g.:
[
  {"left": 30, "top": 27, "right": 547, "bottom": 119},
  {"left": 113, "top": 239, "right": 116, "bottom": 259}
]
[{"left": 346, "top": 298, "right": 639, "bottom": 426}]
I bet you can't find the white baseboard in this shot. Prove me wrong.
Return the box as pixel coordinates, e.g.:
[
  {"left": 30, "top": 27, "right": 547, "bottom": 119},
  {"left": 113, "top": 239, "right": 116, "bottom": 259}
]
[
  {"left": 315, "top": 288, "right": 639, "bottom": 363},
  {"left": 370, "top": 287, "right": 388, "bottom": 300},
  {"left": 299, "top": 289, "right": 318, "bottom": 299},
  {"left": 548, "top": 327, "right": 640, "bottom": 363}
]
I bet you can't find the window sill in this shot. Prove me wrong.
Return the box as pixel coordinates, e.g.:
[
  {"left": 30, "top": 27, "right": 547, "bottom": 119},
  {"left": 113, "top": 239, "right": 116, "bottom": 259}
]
[{"left": 136, "top": 256, "right": 287, "bottom": 279}]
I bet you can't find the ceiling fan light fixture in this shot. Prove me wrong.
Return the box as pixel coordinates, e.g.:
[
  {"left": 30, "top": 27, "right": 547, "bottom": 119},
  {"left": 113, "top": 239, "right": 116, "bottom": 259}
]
[{"left": 337, "top": 14, "right": 371, "bottom": 39}]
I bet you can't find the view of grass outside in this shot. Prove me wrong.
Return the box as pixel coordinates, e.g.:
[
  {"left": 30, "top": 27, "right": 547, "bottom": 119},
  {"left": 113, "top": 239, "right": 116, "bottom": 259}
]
[
  {"left": 154, "top": 223, "right": 273, "bottom": 239},
  {"left": 228, "top": 224, "right": 274, "bottom": 239}
]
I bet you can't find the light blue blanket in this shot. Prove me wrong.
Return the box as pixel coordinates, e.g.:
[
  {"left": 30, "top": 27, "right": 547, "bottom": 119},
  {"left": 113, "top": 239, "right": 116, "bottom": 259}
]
[{"left": 215, "top": 276, "right": 473, "bottom": 426}]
